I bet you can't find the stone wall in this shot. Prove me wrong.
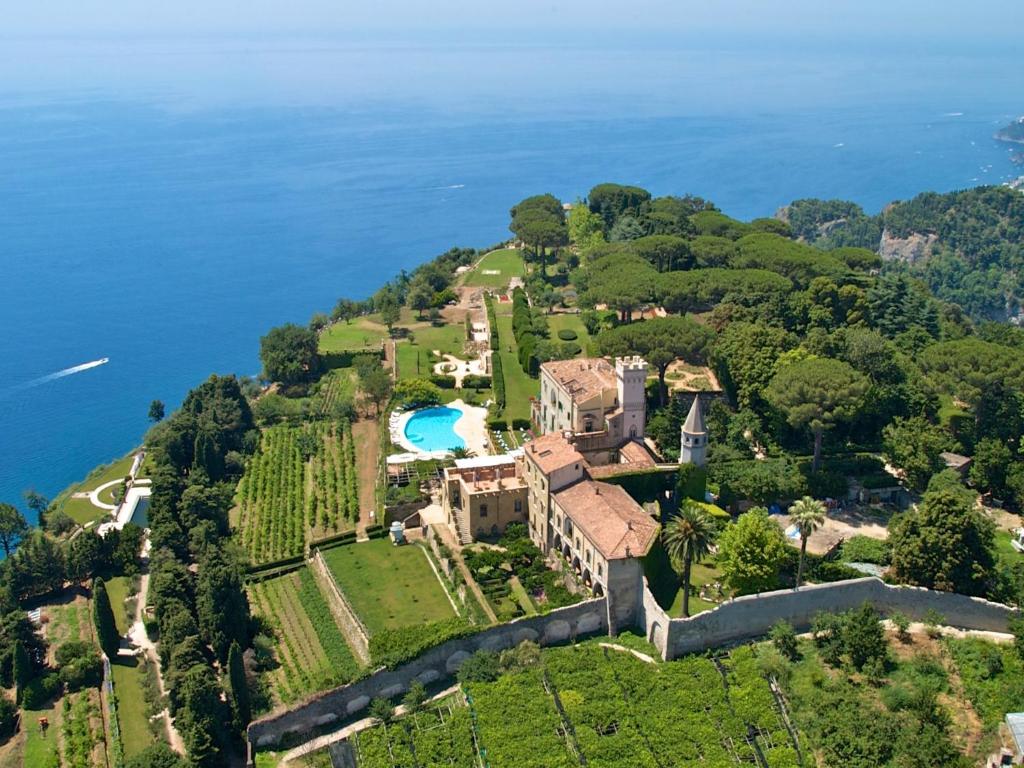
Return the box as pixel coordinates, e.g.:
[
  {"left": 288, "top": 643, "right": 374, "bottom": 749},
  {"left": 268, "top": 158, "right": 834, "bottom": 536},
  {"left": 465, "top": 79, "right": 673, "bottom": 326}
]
[
  {"left": 644, "top": 578, "right": 1019, "bottom": 660},
  {"left": 247, "top": 598, "right": 608, "bottom": 751}
]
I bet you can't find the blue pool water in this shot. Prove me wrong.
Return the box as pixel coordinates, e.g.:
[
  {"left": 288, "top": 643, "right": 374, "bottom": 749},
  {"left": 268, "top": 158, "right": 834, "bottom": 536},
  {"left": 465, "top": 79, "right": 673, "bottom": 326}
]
[{"left": 403, "top": 407, "right": 465, "bottom": 452}]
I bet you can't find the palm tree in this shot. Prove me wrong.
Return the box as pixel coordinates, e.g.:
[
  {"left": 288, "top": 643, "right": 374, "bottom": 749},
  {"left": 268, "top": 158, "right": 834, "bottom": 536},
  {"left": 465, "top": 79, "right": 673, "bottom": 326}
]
[
  {"left": 790, "top": 496, "right": 827, "bottom": 587},
  {"left": 663, "top": 501, "right": 717, "bottom": 617}
]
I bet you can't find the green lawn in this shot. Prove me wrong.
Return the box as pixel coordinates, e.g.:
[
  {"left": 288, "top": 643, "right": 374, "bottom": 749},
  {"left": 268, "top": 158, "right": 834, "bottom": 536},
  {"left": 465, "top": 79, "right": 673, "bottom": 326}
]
[
  {"left": 110, "top": 656, "right": 154, "bottom": 758},
  {"left": 493, "top": 302, "right": 539, "bottom": 421},
  {"left": 321, "top": 540, "right": 455, "bottom": 634},
  {"left": 666, "top": 561, "right": 725, "bottom": 616},
  {"left": 319, "top": 317, "right": 389, "bottom": 354},
  {"left": 463, "top": 249, "right": 525, "bottom": 289},
  {"left": 994, "top": 529, "right": 1021, "bottom": 568},
  {"left": 104, "top": 576, "right": 134, "bottom": 635},
  {"left": 395, "top": 322, "right": 470, "bottom": 380},
  {"left": 21, "top": 700, "right": 60, "bottom": 767},
  {"left": 546, "top": 313, "right": 592, "bottom": 357},
  {"left": 508, "top": 576, "right": 537, "bottom": 616},
  {"left": 54, "top": 453, "right": 139, "bottom": 526}
]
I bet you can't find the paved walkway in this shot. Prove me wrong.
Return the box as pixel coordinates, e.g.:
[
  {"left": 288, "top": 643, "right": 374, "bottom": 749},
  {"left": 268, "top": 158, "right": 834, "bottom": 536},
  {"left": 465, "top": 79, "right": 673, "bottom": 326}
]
[
  {"left": 125, "top": 560, "right": 186, "bottom": 755},
  {"left": 279, "top": 685, "right": 461, "bottom": 765}
]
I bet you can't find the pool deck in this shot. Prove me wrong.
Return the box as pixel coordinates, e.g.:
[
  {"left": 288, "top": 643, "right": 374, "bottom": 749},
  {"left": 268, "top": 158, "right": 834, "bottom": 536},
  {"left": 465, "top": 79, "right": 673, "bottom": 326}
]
[{"left": 392, "top": 399, "right": 490, "bottom": 458}]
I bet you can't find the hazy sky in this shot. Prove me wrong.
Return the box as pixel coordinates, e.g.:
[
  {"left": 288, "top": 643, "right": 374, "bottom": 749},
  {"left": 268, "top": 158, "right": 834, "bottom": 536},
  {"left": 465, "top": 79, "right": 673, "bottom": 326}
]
[{"left": 5, "top": 1, "right": 1022, "bottom": 42}]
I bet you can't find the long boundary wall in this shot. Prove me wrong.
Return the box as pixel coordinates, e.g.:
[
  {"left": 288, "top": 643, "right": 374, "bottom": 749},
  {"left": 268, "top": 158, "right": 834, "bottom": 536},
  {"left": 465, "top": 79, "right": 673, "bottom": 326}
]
[
  {"left": 640, "top": 577, "right": 1019, "bottom": 660},
  {"left": 247, "top": 598, "right": 608, "bottom": 752}
]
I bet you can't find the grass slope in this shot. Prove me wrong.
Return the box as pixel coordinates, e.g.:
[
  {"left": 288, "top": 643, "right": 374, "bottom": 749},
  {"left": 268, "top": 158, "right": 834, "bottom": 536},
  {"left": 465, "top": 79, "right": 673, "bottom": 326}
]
[{"left": 463, "top": 249, "right": 524, "bottom": 289}]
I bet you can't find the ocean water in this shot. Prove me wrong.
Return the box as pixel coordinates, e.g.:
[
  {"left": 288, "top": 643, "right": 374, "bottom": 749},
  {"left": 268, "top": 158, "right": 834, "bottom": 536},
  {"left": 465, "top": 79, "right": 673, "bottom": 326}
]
[{"left": 0, "top": 35, "right": 1021, "bottom": 522}]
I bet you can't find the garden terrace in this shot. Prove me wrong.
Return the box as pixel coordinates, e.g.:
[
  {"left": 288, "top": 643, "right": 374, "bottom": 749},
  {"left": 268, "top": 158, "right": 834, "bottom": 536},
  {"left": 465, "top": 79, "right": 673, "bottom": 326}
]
[
  {"left": 320, "top": 539, "right": 457, "bottom": 636},
  {"left": 461, "top": 248, "right": 525, "bottom": 289},
  {"left": 352, "top": 697, "right": 477, "bottom": 767},
  {"left": 248, "top": 566, "right": 362, "bottom": 705}
]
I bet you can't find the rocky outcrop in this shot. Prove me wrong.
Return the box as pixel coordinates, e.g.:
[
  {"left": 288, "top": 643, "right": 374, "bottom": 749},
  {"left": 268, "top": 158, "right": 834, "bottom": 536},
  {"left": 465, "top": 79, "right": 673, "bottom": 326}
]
[{"left": 879, "top": 228, "right": 938, "bottom": 264}]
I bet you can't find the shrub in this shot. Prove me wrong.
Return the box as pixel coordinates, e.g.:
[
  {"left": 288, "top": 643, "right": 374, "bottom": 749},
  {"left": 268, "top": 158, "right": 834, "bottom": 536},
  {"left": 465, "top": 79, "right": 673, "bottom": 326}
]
[
  {"left": 21, "top": 673, "right": 61, "bottom": 710},
  {"left": 60, "top": 655, "right": 103, "bottom": 692},
  {"left": 0, "top": 694, "right": 16, "bottom": 740},
  {"left": 563, "top": 342, "right": 582, "bottom": 356},
  {"left": 429, "top": 374, "right": 457, "bottom": 389},
  {"left": 55, "top": 640, "right": 95, "bottom": 667},
  {"left": 462, "top": 374, "right": 492, "bottom": 389},
  {"left": 457, "top": 650, "right": 502, "bottom": 683},
  {"left": 510, "top": 418, "right": 532, "bottom": 431},
  {"left": 556, "top": 328, "right": 578, "bottom": 341},
  {"left": 841, "top": 535, "right": 891, "bottom": 565},
  {"left": 769, "top": 620, "right": 799, "bottom": 661}
]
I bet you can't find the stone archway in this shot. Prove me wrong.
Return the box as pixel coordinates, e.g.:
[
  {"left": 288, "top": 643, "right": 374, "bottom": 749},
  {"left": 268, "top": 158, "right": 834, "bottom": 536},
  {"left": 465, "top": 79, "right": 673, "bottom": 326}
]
[{"left": 648, "top": 620, "right": 664, "bottom": 651}]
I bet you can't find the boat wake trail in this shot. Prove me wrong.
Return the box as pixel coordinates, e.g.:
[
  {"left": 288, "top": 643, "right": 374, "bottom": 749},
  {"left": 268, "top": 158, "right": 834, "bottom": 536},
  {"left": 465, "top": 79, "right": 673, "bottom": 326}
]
[{"left": 4, "top": 358, "right": 109, "bottom": 395}]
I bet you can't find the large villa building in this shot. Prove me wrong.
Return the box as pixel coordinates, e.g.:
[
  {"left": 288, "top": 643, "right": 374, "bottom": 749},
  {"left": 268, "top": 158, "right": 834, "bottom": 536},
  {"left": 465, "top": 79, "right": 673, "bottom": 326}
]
[{"left": 443, "top": 355, "right": 709, "bottom": 620}]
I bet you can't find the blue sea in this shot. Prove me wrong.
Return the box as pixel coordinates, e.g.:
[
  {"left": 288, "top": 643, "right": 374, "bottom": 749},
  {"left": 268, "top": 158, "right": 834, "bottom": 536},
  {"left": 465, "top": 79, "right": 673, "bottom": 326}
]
[{"left": 0, "top": 34, "right": 1021, "bottom": 523}]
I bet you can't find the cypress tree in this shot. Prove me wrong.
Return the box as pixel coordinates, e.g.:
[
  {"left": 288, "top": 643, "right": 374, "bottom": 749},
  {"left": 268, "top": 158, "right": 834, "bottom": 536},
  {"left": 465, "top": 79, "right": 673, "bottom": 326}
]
[
  {"left": 92, "top": 577, "right": 120, "bottom": 658},
  {"left": 226, "top": 641, "right": 251, "bottom": 732},
  {"left": 12, "top": 640, "right": 31, "bottom": 704}
]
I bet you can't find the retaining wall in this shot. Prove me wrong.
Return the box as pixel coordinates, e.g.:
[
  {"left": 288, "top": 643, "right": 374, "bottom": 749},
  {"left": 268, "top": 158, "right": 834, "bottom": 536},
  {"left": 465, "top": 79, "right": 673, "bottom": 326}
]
[
  {"left": 646, "top": 577, "right": 1018, "bottom": 660},
  {"left": 247, "top": 597, "right": 608, "bottom": 751}
]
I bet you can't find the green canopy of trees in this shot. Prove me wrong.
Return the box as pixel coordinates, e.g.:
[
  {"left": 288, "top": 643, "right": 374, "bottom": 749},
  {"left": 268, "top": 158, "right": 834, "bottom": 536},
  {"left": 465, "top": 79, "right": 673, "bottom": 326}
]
[
  {"left": 716, "top": 508, "right": 789, "bottom": 595},
  {"left": 889, "top": 488, "right": 996, "bottom": 596},
  {"left": 260, "top": 323, "right": 321, "bottom": 386}
]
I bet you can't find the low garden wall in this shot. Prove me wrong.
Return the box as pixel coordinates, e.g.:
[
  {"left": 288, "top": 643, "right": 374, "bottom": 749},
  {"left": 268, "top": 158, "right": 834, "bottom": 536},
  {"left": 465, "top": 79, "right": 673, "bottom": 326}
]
[
  {"left": 642, "top": 577, "right": 1019, "bottom": 660},
  {"left": 247, "top": 598, "right": 608, "bottom": 753}
]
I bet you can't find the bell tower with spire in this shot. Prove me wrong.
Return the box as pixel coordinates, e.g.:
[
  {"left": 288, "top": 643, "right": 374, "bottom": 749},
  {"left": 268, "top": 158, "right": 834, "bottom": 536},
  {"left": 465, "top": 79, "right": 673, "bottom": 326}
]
[{"left": 680, "top": 396, "right": 708, "bottom": 467}]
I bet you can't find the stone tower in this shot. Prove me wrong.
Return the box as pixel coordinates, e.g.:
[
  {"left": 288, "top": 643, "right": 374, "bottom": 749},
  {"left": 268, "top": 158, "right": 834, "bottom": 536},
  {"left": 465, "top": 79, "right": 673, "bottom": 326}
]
[
  {"left": 615, "top": 356, "right": 648, "bottom": 441},
  {"left": 680, "top": 396, "right": 707, "bottom": 467}
]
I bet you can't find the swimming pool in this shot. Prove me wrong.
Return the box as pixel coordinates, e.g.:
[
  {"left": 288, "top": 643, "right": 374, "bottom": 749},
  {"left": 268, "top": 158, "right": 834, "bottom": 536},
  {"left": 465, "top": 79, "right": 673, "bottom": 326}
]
[{"left": 403, "top": 406, "right": 465, "bottom": 452}]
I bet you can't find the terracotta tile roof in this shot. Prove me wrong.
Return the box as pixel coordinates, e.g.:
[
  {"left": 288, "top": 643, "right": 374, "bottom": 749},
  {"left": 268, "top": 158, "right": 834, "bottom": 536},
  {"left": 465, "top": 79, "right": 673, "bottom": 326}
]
[
  {"left": 618, "top": 440, "right": 658, "bottom": 467},
  {"left": 541, "top": 358, "right": 617, "bottom": 403},
  {"left": 585, "top": 442, "right": 658, "bottom": 479},
  {"left": 554, "top": 480, "right": 659, "bottom": 560},
  {"left": 524, "top": 432, "right": 585, "bottom": 474}
]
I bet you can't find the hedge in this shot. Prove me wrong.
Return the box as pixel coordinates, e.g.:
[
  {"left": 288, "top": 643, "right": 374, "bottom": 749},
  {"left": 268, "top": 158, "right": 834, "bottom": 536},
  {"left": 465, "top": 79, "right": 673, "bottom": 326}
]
[
  {"left": 510, "top": 418, "right": 532, "bottom": 431},
  {"left": 245, "top": 561, "right": 306, "bottom": 583},
  {"left": 322, "top": 349, "right": 384, "bottom": 370},
  {"left": 311, "top": 529, "right": 359, "bottom": 549},
  {"left": 365, "top": 524, "right": 387, "bottom": 539},
  {"left": 562, "top": 342, "right": 582, "bottom": 356},
  {"left": 462, "top": 374, "right": 492, "bottom": 389},
  {"left": 369, "top": 618, "right": 475, "bottom": 669},
  {"left": 430, "top": 374, "right": 457, "bottom": 389},
  {"left": 556, "top": 329, "right": 578, "bottom": 341},
  {"left": 246, "top": 552, "right": 306, "bottom": 575}
]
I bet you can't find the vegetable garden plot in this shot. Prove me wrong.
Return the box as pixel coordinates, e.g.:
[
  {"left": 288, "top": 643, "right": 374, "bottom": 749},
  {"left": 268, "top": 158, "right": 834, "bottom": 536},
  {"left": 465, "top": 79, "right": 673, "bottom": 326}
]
[
  {"left": 236, "top": 421, "right": 358, "bottom": 565},
  {"left": 248, "top": 567, "right": 360, "bottom": 704}
]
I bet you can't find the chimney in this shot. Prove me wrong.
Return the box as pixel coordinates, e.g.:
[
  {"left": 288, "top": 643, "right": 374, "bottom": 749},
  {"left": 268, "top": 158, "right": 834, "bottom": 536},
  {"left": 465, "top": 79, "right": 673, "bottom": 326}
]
[
  {"left": 627, "top": 520, "right": 633, "bottom": 531},
  {"left": 595, "top": 486, "right": 600, "bottom": 495}
]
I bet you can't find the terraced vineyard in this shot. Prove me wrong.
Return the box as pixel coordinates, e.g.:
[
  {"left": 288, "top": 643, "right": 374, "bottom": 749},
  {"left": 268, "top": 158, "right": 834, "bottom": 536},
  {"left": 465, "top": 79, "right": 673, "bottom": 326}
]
[
  {"left": 248, "top": 567, "right": 361, "bottom": 704},
  {"left": 236, "top": 421, "right": 358, "bottom": 565},
  {"left": 308, "top": 421, "right": 359, "bottom": 534},
  {"left": 349, "top": 644, "right": 800, "bottom": 768}
]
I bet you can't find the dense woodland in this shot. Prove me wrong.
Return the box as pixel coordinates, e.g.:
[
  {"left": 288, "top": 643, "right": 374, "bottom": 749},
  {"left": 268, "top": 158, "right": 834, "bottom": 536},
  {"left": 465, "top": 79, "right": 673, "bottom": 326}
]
[{"left": 784, "top": 186, "right": 1024, "bottom": 321}]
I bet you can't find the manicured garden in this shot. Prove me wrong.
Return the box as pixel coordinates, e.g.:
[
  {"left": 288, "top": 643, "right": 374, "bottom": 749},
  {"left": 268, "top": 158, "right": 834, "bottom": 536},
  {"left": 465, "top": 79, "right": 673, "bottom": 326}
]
[
  {"left": 248, "top": 567, "right": 362, "bottom": 704},
  {"left": 54, "top": 452, "right": 138, "bottom": 525},
  {"left": 546, "top": 313, "right": 592, "bottom": 357},
  {"left": 492, "top": 302, "right": 539, "bottom": 421},
  {"left": 321, "top": 539, "right": 456, "bottom": 634},
  {"left": 319, "top": 317, "right": 389, "bottom": 353},
  {"left": 462, "top": 248, "right": 525, "bottom": 289}
]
